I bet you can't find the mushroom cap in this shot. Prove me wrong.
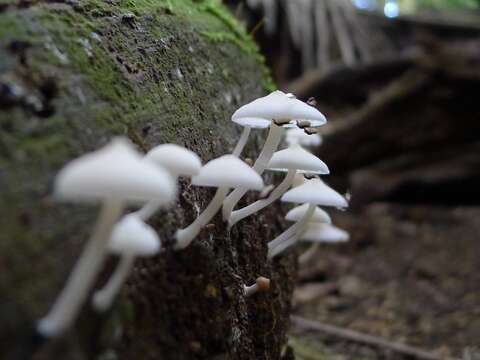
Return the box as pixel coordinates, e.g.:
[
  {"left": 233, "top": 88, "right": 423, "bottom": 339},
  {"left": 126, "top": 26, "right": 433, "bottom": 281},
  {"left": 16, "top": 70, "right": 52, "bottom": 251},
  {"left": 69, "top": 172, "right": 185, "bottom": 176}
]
[
  {"left": 285, "top": 204, "right": 332, "bottom": 224},
  {"left": 281, "top": 178, "right": 348, "bottom": 208},
  {"left": 232, "top": 117, "right": 271, "bottom": 129},
  {"left": 232, "top": 90, "right": 326, "bottom": 126},
  {"left": 285, "top": 128, "right": 323, "bottom": 147},
  {"left": 289, "top": 97, "right": 327, "bottom": 127},
  {"left": 255, "top": 277, "right": 271, "bottom": 292},
  {"left": 191, "top": 155, "right": 264, "bottom": 190},
  {"left": 267, "top": 145, "right": 329, "bottom": 174},
  {"left": 108, "top": 215, "right": 161, "bottom": 256},
  {"left": 145, "top": 144, "right": 201, "bottom": 177},
  {"left": 55, "top": 138, "right": 176, "bottom": 204},
  {"left": 301, "top": 223, "right": 350, "bottom": 243}
]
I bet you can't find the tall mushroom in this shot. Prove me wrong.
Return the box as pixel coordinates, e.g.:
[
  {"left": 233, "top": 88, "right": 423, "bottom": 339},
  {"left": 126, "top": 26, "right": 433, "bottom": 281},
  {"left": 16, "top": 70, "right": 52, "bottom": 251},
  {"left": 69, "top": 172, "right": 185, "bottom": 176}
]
[
  {"left": 222, "top": 90, "right": 326, "bottom": 221},
  {"left": 285, "top": 204, "right": 336, "bottom": 264},
  {"left": 228, "top": 144, "right": 329, "bottom": 228},
  {"left": 135, "top": 144, "right": 202, "bottom": 221},
  {"left": 92, "top": 214, "right": 161, "bottom": 312},
  {"left": 37, "top": 137, "right": 175, "bottom": 338},
  {"left": 175, "top": 155, "right": 264, "bottom": 250},
  {"left": 267, "top": 178, "right": 348, "bottom": 259}
]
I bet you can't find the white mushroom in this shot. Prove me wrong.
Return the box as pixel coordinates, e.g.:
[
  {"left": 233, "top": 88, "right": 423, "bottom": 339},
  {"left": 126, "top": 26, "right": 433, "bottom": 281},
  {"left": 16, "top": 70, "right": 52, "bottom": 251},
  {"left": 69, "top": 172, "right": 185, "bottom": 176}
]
[
  {"left": 267, "top": 178, "right": 348, "bottom": 259},
  {"left": 243, "top": 276, "right": 271, "bottom": 297},
  {"left": 285, "top": 203, "right": 332, "bottom": 224},
  {"left": 287, "top": 223, "right": 350, "bottom": 265},
  {"left": 135, "top": 144, "right": 201, "bottom": 221},
  {"left": 231, "top": 117, "right": 270, "bottom": 157},
  {"left": 301, "top": 222, "right": 350, "bottom": 243},
  {"left": 144, "top": 143, "right": 202, "bottom": 178},
  {"left": 175, "top": 155, "right": 264, "bottom": 250},
  {"left": 285, "top": 127, "right": 323, "bottom": 147},
  {"left": 228, "top": 144, "right": 329, "bottom": 228},
  {"left": 92, "top": 214, "right": 161, "bottom": 312},
  {"left": 222, "top": 91, "right": 326, "bottom": 221},
  {"left": 286, "top": 203, "right": 333, "bottom": 264},
  {"left": 37, "top": 137, "right": 175, "bottom": 338}
]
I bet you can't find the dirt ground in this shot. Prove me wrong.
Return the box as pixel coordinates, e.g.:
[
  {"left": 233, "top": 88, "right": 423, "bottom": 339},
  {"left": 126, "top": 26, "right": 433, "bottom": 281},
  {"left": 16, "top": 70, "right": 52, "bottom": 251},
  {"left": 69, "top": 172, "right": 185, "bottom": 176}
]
[{"left": 289, "top": 203, "right": 480, "bottom": 360}]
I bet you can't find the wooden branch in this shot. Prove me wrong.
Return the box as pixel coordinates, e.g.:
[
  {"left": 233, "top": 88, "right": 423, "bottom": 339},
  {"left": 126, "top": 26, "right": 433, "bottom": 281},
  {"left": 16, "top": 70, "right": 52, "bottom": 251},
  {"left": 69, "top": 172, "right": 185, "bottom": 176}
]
[
  {"left": 320, "top": 68, "right": 431, "bottom": 136},
  {"left": 338, "top": 0, "right": 372, "bottom": 62},
  {"left": 285, "top": 53, "right": 415, "bottom": 99},
  {"left": 327, "top": 0, "right": 356, "bottom": 66},
  {"left": 291, "top": 316, "right": 459, "bottom": 360}
]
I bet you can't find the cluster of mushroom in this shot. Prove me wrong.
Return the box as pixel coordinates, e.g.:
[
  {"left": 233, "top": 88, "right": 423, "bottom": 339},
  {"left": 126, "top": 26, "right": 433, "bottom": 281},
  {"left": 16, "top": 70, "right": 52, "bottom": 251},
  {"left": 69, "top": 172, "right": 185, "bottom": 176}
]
[{"left": 36, "top": 90, "right": 349, "bottom": 340}]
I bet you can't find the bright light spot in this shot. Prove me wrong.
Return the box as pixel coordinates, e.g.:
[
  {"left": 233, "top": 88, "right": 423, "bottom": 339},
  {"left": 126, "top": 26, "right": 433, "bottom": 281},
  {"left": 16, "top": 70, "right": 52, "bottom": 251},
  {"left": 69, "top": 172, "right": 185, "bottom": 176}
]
[
  {"left": 384, "top": 0, "right": 399, "bottom": 18},
  {"left": 352, "top": 0, "right": 377, "bottom": 10}
]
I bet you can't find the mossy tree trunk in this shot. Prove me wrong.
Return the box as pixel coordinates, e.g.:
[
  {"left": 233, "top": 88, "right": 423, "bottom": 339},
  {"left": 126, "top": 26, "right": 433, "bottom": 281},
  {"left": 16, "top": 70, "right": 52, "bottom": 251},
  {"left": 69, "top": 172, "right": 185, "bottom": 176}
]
[{"left": 0, "top": 1, "right": 294, "bottom": 359}]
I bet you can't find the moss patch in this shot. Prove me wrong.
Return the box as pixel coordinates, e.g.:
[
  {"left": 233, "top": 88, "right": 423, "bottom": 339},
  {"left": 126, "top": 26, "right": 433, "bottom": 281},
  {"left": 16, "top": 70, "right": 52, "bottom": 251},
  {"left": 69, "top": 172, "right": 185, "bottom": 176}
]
[{"left": 0, "top": 1, "right": 290, "bottom": 360}]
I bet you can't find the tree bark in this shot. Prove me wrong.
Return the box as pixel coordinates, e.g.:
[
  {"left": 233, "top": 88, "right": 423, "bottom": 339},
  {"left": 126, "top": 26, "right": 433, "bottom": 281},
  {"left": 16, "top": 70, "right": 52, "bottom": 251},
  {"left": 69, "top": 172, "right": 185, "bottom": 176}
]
[{"left": 0, "top": 1, "right": 294, "bottom": 359}]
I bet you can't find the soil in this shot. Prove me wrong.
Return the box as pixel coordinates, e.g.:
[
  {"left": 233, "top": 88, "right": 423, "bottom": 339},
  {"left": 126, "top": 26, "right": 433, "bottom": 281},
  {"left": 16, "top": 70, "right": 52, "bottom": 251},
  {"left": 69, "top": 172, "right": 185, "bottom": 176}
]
[{"left": 291, "top": 202, "right": 480, "bottom": 359}]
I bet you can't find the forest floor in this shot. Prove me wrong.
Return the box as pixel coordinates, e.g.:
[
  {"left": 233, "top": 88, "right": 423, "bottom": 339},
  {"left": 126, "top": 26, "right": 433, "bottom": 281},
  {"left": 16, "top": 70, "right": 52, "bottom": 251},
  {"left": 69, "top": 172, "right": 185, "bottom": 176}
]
[{"left": 289, "top": 203, "right": 480, "bottom": 360}]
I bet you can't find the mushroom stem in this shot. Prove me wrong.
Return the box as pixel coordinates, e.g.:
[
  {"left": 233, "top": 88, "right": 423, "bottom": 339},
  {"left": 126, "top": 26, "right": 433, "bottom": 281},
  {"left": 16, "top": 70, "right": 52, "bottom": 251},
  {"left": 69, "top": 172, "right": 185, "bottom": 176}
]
[
  {"left": 232, "top": 126, "right": 251, "bottom": 157},
  {"left": 134, "top": 174, "right": 178, "bottom": 221},
  {"left": 175, "top": 187, "right": 230, "bottom": 250},
  {"left": 37, "top": 200, "right": 124, "bottom": 337},
  {"left": 134, "top": 199, "right": 163, "bottom": 221},
  {"left": 267, "top": 203, "right": 315, "bottom": 259},
  {"left": 92, "top": 254, "right": 135, "bottom": 312},
  {"left": 268, "top": 234, "right": 298, "bottom": 259},
  {"left": 228, "top": 169, "right": 296, "bottom": 228},
  {"left": 298, "top": 243, "right": 321, "bottom": 265},
  {"left": 222, "top": 124, "right": 285, "bottom": 220},
  {"left": 243, "top": 283, "right": 259, "bottom": 297}
]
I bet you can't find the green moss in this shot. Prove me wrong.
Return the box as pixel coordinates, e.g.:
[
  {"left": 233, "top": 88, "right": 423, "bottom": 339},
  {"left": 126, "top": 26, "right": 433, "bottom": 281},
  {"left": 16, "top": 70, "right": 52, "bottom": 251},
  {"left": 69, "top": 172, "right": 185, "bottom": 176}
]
[
  {"left": 200, "top": 29, "right": 275, "bottom": 92},
  {"left": 0, "top": 1, "right": 279, "bottom": 356}
]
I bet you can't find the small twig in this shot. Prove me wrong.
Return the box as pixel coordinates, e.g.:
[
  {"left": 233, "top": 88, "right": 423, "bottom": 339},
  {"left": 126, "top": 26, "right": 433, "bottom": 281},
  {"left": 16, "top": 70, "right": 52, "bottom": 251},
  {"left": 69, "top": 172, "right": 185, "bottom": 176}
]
[
  {"left": 249, "top": 18, "right": 265, "bottom": 37},
  {"left": 320, "top": 68, "right": 431, "bottom": 137},
  {"left": 291, "top": 316, "right": 459, "bottom": 360}
]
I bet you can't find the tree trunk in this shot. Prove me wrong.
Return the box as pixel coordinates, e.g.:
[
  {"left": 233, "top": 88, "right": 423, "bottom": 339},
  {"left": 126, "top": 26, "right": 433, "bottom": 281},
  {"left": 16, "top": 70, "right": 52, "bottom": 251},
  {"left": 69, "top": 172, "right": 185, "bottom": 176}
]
[{"left": 0, "top": 1, "right": 294, "bottom": 359}]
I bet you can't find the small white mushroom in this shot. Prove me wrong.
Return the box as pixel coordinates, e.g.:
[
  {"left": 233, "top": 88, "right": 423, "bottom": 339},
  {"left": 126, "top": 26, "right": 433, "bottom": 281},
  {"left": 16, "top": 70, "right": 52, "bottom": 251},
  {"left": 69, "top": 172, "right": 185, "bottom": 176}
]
[
  {"left": 231, "top": 117, "right": 270, "bottom": 157},
  {"left": 285, "top": 127, "right": 322, "bottom": 147},
  {"left": 228, "top": 144, "right": 329, "bottom": 228},
  {"left": 286, "top": 223, "right": 350, "bottom": 265},
  {"left": 287, "top": 205, "right": 333, "bottom": 264},
  {"left": 268, "top": 178, "right": 348, "bottom": 259},
  {"left": 301, "top": 223, "right": 350, "bottom": 243},
  {"left": 37, "top": 138, "right": 175, "bottom": 338},
  {"left": 285, "top": 203, "right": 331, "bottom": 224},
  {"left": 175, "top": 155, "right": 264, "bottom": 250},
  {"left": 243, "top": 277, "right": 271, "bottom": 297},
  {"left": 135, "top": 144, "right": 201, "bottom": 221},
  {"left": 144, "top": 143, "right": 202, "bottom": 178},
  {"left": 222, "top": 90, "right": 327, "bottom": 221},
  {"left": 92, "top": 214, "right": 160, "bottom": 312}
]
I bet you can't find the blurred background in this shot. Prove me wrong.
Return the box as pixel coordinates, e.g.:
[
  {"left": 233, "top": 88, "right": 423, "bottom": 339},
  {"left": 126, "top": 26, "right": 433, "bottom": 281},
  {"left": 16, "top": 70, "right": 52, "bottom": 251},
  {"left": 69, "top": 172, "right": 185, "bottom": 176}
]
[{"left": 227, "top": 1, "right": 480, "bottom": 359}]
